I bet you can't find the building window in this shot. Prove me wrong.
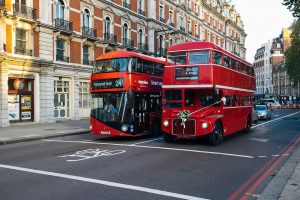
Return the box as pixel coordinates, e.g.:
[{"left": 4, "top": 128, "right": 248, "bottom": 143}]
[
  {"left": 82, "top": 9, "right": 90, "bottom": 28},
  {"left": 56, "top": 0, "right": 65, "bottom": 19},
  {"left": 83, "top": 45, "right": 89, "bottom": 65},
  {"left": 138, "top": 29, "right": 143, "bottom": 44},
  {"left": 123, "top": 23, "right": 128, "bottom": 40},
  {"left": 79, "top": 81, "right": 90, "bottom": 108},
  {"left": 56, "top": 39, "right": 67, "bottom": 62},
  {"left": 15, "top": 28, "right": 27, "bottom": 55},
  {"left": 159, "top": 5, "right": 163, "bottom": 19},
  {"left": 105, "top": 17, "right": 111, "bottom": 35}
]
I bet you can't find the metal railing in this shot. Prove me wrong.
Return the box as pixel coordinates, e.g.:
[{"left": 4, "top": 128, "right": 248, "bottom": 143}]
[
  {"left": 82, "top": 26, "right": 97, "bottom": 39},
  {"left": 159, "top": 17, "right": 165, "bottom": 23},
  {"left": 56, "top": 54, "right": 69, "bottom": 62},
  {"left": 122, "top": 1, "right": 130, "bottom": 9},
  {"left": 55, "top": 18, "right": 73, "bottom": 33},
  {"left": 180, "top": 26, "right": 186, "bottom": 32},
  {"left": 138, "top": 9, "right": 145, "bottom": 16},
  {"left": 13, "top": 3, "right": 36, "bottom": 20},
  {"left": 15, "top": 47, "right": 32, "bottom": 56},
  {"left": 169, "top": 22, "right": 174, "bottom": 27},
  {"left": 122, "top": 38, "right": 134, "bottom": 48},
  {"left": 103, "top": 33, "right": 117, "bottom": 44},
  {"left": 138, "top": 43, "right": 148, "bottom": 52},
  {"left": 83, "top": 59, "right": 94, "bottom": 66}
]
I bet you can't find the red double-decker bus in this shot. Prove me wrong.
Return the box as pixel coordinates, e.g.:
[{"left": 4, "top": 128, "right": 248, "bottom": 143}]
[
  {"left": 90, "top": 51, "right": 165, "bottom": 137},
  {"left": 161, "top": 42, "right": 256, "bottom": 145}
]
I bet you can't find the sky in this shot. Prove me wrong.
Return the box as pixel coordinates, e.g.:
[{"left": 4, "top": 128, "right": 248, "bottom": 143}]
[{"left": 232, "top": 0, "right": 295, "bottom": 62}]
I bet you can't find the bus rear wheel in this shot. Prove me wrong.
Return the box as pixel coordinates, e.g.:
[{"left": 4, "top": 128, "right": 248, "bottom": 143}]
[
  {"left": 208, "top": 121, "right": 223, "bottom": 146},
  {"left": 163, "top": 132, "right": 175, "bottom": 143}
]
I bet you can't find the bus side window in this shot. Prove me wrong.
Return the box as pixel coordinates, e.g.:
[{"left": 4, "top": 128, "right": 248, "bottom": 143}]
[
  {"left": 144, "top": 60, "right": 154, "bottom": 74},
  {"left": 224, "top": 55, "right": 230, "bottom": 68},
  {"left": 154, "top": 64, "right": 164, "bottom": 76},
  {"left": 213, "top": 51, "right": 222, "bottom": 65},
  {"left": 241, "top": 63, "right": 245, "bottom": 73},
  {"left": 242, "top": 96, "right": 246, "bottom": 106},
  {"left": 232, "top": 95, "right": 237, "bottom": 106},
  {"left": 185, "top": 90, "right": 195, "bottom": 106},
  {"left": 231, "top": 59, "right": 237, "bottom": 70},
  {"left": 137, "top": 59, "right": 143, "bottom": 73},
  {"left": 225, "top": 96, "right": 231, "bottom": 107}
]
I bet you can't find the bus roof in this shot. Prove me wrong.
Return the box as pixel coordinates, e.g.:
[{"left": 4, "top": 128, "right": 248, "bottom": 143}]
[
  {"left": 168, "top": 41, "right": 252, "bottom": 67},
  {"left": 95, "top": 51, "right": 166, "bottom": 64}
]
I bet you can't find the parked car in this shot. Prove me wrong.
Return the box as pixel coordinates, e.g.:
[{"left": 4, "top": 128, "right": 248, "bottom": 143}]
[
  {"left": 252, "top": 107, "right": 258, "bottom": 123},
  {"left": 255, "top": 105, "right": 272, "bottom": 120},
  {"left": 260, "top": 99, "right": 281, "bottom": 107}
]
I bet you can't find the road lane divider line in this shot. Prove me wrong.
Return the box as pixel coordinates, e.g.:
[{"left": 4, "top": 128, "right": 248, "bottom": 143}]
[
  {"left": 130, "top": 137, "right": 163, "bottom": 146},
  {"left": 43, "top": 139, "right": 254, "bottom": 159},
  {"left": 0, "top": 164, "right": 208, "bottom": 200},
  {"left": 251, "top": 111, "right": 300, "bottom": 129}
]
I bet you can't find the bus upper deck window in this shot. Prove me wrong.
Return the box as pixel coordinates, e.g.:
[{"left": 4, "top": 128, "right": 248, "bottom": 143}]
[
  {"left": 213, "top": 51, "right": 222, "bottom": 65},
  {"left": 168, "top": 52, "right": 187, "bottom": 65},
  {"left": 224, "top": 55, "right": 230, "bottom": 68},
  {"left": 189, "top": 51, "right": 210, "bottom": 64}
]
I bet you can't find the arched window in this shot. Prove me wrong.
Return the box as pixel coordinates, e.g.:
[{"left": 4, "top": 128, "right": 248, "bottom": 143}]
[
  {"left": 123, "top": 23, "right": 128, "bottom": 41},
  {"left": 83, "top": 9, "right": 90, "bottom": 28},
  {"left": 56, "top": 0, "right": 65, "bottom": 19},
  {"left": 104, "top": 17, "right": 111, "bottom": 39},
  {"left": 138, "top": 29, "right": 143, "bottom": 44}
]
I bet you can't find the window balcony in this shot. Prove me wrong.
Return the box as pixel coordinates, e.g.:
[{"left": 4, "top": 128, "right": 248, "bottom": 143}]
[
  {"left": 159, "top": 17, "right": 165, "bottom": 23},
  {"left": 103, "top": 33, "right": 117, "bottom": 45},
  {"left": 138, "top": 9, "right": 145, "bottom": 16},
  {"left": 82, "top": 26, "right": 97, "bottom": 40},
  {"left": 15, "top": 47, "right": 32, "bottom": 56},
  {"left": 180, "top": 26, "right": 186, "bottom": 32},
  {"left": 188, "top": 31, "right": 192, "bottom": 35},
  {"left": 187, "top": 7, "right": 192, "bottom": 12},
  {"left": 56, "top": 54, "right": 69, "bottom": 63},
  {"left": 122, "top": 1, "right": 130, "bottom": 9},
  {"left": 83, "top": 59, "right": 94, "bottom": 66},
  {"left": 122, "top": 38, "right": 134, "bottom": 49},
  {"left": 54, "top": 18, "right": 73, "bottom": 33},
  {"left": 169, "top": 22, "right": 174, "bottom": 27},
  {"left": 13, "top": 3, "right": 36, "bottom": 20},
  {"left": 138, "top": 43, "right": 148, "bottom": 52},
  {"left": 0, "top": 0, "right": 5, "bottom": 7}
]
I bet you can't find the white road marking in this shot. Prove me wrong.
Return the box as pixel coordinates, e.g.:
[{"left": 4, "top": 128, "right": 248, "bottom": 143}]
[
  {"left": 249, "top": 138, "right": 270, "bottom": 143},
  {"left": 130, "top": 137, "right": 163, "bottom": 146},
  {"left": 252, "top": 111, "right": 300, "bottom": 129},
  {"left": 258, "top": 156, "right": 267, "bottom": 158},
  {"left": 0, "top": 164, "right": 209, "bottom": 200},
  {"left": 43, "top": 139, "right": 253, "bottom": 159},
  {"left": 272, "top": 155, "right": 280, "bottom": 157}
]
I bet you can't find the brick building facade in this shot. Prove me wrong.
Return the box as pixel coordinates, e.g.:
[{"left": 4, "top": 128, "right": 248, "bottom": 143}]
[{"left": 0, "top": 0, "right": 247, "bottom": 127}]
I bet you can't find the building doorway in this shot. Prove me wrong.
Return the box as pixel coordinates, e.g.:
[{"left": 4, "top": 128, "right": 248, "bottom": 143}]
[{"left": 54, "top": 78, "right": 70, "bottom": 119}]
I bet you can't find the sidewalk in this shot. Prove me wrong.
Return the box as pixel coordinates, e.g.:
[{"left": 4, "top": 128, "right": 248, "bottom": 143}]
[
  {"left": 0, "top": 119, "right": 299, "bottom": 199},
  {"left": 0, "top": 119, "right": 89, "bottom": 145}
]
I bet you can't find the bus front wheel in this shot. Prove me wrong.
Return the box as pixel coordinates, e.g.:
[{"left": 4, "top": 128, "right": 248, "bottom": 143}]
[
  {"left": 163, "top": 132, "right": 175, "bottom": 143},
  {"left": 208, "top": 121, "right": 223, "bottom": 146}
]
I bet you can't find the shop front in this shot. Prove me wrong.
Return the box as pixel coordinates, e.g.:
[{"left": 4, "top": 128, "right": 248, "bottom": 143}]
[{"left": 8, "top": 78, "right": 34, "bottom": 122}]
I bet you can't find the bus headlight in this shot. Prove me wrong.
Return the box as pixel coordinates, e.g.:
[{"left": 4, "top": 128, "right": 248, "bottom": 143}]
[
  {"left": 121, "top": 125, "right": 128, "bottom": 132},
  {"left": 89, "top": 124, "right": 93, "bottom": 131},
  {"left": 201, "top": 122, "right": 208, "bottom": 129},
  {"left": 163, "top": 120, "right": 169, "bottom": 127}
]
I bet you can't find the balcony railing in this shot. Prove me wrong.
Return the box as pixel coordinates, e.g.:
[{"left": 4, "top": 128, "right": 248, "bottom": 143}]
[
  {"left": 82, "top": 26, "right": 97, "bottom": 39},
  {"left": 188, "top": 31, "right": 192, "bottom": 35},
  {"left": 169, "top": 22, "right": 174, "bottom": 27},
  {"left": 138, "top": 9, "right": 145, "bottom": 16},
  {"left": 138, "top": 43, "right": 148, "bottom": 52},
  {"left": 83, "top": 59, "right": 94, "bottom": 66},
  {"left": 180, "top": 26, "right": 186, "bottom": 32},
  {"left": 187, "top": 7, "right": 192, "bottom": 12},
  {"left": 122, "top": 1, "right": 130, "bottom": 9},
  {"left": 13, "top": 3, "right": 36, "bottom": 20},
  {"left": 56, "top": 54, "right": 69, "bottom": 63},
  {"left": 103, "top": 33, "right": 117, "bottom": 44},
  {"left": 122, "top": 38, "right": 134, "bottom": 49},
  {"left": 159, "top": 17, "right": 165, "bottom": 23},
  {"left": 55, "top": 18, "right": 73, "bottom": 33},
  {"left": 0, "top": 0, "right": 5, "bottom": 7},
  {"left": 15, "top": 47, "right": 32, "bottom": 56}
]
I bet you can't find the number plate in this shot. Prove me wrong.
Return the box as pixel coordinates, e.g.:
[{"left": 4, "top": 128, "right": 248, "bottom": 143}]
[
  {"left": 101, "top": 131, "right": 110, "bottom": 135},
  {"left": 176, "top": 134, "right": 192, "bottom": 139}
]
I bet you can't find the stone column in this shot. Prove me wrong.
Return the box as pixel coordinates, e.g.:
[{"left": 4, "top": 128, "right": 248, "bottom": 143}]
[
  {"left": 72, "top": 74, "right": 80, "bottom": 120},
  {"left": 39, "top": 63, "right": 55, "bottom": 123},
  {"left": 0, "top": 59, "right": 9, "bottom": 127}
]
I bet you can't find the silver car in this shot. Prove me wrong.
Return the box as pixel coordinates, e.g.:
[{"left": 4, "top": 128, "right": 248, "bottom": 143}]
[
  {"left": 252, "top": 107, "right": 258, "bottom": 123},
  {"left": 256, "top": 105, "right": 272, "bottom": 120}
]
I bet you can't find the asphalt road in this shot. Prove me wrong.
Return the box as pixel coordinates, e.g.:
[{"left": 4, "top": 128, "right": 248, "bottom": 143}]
[{"left": 0, "top": 109, "right": 300, "bottom": 200}]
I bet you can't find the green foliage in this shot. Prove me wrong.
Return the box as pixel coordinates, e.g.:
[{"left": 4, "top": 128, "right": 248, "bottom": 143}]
[
  {"left": 285, "top": 19, "right": 300, "bottom": 83},
  {"left": 283, "top": 0, "right": 300, "bottom": 18}
]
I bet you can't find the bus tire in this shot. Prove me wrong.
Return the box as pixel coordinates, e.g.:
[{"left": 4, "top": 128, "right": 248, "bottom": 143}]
[
  {"left": 163, "top": 132, "right": 175, "bottom": 143},
  {"left": 244, "top": 116, "right": 251, "bottom": 133},
  {"left": 208, "top": 121, "right": 223, "bottom": 146},
  {"left": 151, "top": 120, "right": 161, "bottom": 136}
]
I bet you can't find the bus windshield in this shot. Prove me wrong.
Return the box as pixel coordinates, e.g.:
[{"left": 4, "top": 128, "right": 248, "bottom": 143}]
[
  {"left": 163, "top": 90, "right": 182, "bottom": 108},
  {"left": 91, "top": 92, "right": 133, "bottom": 124},
  {"left": 93, "top": 58, "right": 130, "bottom": 73}
]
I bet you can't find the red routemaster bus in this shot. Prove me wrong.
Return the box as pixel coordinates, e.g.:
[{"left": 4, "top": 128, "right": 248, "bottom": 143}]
[
  {"left": 90, "top": 51, "right": 165, "bottom": 137},
  {"left": 161, "top": 42, "right": 256, "bottom": 145}
]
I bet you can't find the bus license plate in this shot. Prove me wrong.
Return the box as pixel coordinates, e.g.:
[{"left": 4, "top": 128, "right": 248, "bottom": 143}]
[
  {"left": 101, "top": 131, "right": 110, "bottom": 135},
  {"left": 176, "top": 134, "right": 192, "bottom": 139}
]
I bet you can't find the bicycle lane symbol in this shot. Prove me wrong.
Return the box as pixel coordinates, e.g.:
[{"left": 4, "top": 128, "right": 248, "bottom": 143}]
[{"left": 58, "top": 149, "right": 126, "bottom": 162}]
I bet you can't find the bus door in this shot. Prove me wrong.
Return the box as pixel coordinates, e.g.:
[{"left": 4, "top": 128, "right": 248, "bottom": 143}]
[{"left": 134, "top": 93, "right": 149, "bottom": 133}]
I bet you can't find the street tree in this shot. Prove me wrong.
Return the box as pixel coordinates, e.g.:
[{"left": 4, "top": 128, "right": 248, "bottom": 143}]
[
  {"left": 283, "top": 0, "right": 300, "bottom": 18},
  {"left": 285, "top": 19, "right": 300, "bottom": 83}
]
